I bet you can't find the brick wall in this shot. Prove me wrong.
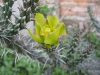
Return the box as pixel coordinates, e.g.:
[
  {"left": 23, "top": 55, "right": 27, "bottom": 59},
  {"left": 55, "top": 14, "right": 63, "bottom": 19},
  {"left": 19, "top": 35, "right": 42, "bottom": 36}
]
[
  {"left": 39, "top": 0, "right": 100, "bottom": 25},
  {"left": 60, "top": 0, "right": 100, "bottom": 22}
]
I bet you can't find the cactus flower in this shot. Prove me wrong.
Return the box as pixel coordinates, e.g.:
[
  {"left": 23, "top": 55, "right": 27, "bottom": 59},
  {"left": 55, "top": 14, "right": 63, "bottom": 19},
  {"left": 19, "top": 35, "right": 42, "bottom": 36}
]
[{"left": 28, "top": 13, "right": 66, "bottom": 47}]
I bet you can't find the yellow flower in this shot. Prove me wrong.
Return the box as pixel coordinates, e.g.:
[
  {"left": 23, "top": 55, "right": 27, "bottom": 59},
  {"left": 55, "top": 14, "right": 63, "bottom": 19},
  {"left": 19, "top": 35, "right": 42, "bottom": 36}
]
[{"left": 28, "top": 13, "right": 67, "bottom": 47}]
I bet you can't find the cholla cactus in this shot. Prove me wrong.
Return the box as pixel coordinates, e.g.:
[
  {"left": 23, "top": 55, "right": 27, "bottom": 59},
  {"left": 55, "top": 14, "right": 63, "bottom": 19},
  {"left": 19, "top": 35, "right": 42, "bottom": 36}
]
[
  {"left": 0, "top": 0, "right": 15, "bottom": 36},
  {"left": 3, "top": 0, "right": 14, "bottom": 23},
  {"left": 0, "top": 0, "right": 39, "bottom": 54}
]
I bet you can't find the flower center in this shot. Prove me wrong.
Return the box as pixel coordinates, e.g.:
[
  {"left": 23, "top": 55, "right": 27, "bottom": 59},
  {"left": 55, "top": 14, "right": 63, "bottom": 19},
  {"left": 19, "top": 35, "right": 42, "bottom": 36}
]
[
  {"left": 44, "top": 28, "right": 51, "bottom": 36},
  {"left": 40, "top": 27, "right": 51, "bottom": 36}
]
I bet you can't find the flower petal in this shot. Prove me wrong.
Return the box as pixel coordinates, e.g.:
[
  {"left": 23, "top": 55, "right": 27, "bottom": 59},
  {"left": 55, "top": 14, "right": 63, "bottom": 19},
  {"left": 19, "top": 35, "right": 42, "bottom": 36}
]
[
  {"left": 47, "top": 16, "right": 59, "bottom": 28},
  {"left": 35, "top": 13, "right": 46, "bottom": 26}
]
